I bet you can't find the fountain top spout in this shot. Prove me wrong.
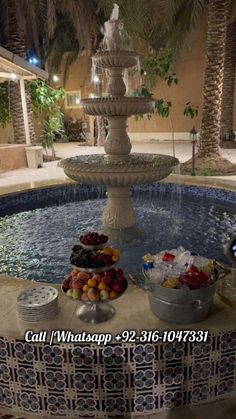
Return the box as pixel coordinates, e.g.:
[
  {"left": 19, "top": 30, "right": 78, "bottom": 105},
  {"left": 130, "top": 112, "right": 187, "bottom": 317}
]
[
  {"left": 110, "top": 3, "right": 119, "bottom": 20},
  {"left": 102, "top": 3, "right": 131, "bottom": 51}
]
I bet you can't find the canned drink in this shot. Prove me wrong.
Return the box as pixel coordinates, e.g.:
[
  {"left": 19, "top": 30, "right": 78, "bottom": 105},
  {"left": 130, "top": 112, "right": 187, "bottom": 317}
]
[{"left": 143, "top": 262, "right": 154, "bottom": 271}]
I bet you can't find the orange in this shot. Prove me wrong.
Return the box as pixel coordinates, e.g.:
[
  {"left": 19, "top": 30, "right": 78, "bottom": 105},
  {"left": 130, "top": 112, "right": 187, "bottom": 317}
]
[
  {"left": 110, "top": 291, "right": 117, "bottom": 298},
  {"left": 112, "top": 255, "right": 119, "bottom": 262},
  {"left": 98, "top": 282, "right": 106, "bottom": 290},
  {"left": 83, "top": 284, "right": 90, "bottom": 292},
  {"left": 103, "top": 247, "right": 113, "bottom": 255},
  {"left": 87, "top": 278, "right": 97, "bottom": 288},
  {"left": 113, "top": 248, "right": 120, "bottom": 257}
]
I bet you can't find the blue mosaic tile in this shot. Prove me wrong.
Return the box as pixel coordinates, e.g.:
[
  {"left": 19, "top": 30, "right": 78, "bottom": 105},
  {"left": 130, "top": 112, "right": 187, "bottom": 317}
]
[
  {"left": 16, "top": 390, "right": 42, "bottom": 413},
  {"left": 0, "top": 385, "right": 16, "bottom": 408},
  {"left": 0, "top": 182, "right": 236, "bottom": 218},
  {"left": 43, "top": 394, "right": 68, "bottom": 415},
  {"left": 11, "top": 340, "right": 37, "bottom": 365},
  {"left": 216, "top": 354, "right": 236, "bottom": 376},
  {"left": 39, "top": 344, "right": 67, "bottom": 365},
  {"left": 99, "top": 344, "right": 128, "bottom": 368},
  {"left": 130, "top": 344, "right": 155, "bottom": 365}
]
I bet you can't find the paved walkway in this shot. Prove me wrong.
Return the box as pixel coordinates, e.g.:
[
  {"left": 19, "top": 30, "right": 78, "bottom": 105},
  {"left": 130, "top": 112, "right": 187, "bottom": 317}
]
[{"left": 1, "top": 141, "right": 236, "bottom": 191}]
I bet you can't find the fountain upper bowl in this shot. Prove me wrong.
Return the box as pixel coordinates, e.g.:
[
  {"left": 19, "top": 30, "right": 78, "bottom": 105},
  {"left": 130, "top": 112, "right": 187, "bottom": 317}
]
[
  {"left": 59, "top": 153, "right": 179, "bottom": 187},
  {"left": 80, "top": 97, "right": 155, "bottom": 117},
  {"left": 93, "top": 50, "right": 138, "bottom": 68}
]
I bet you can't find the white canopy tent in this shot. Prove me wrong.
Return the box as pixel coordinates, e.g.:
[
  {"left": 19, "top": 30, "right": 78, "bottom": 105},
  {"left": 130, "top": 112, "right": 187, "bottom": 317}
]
[{"left": 0, "top": 46, "right": 48, "bottom": 144}]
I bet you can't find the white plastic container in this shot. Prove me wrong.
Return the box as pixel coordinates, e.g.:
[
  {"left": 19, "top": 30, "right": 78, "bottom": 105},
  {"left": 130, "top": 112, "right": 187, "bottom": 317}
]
[{"left": 25, "top": 146, "right": 43, "bottom": 169}]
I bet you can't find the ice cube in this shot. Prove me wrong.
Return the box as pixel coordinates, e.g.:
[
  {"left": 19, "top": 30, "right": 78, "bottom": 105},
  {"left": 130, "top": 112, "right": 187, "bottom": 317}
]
[
  {"left": 193, "top": 256, "right": 210, "bottom": 268},
  {"left": 175, "top": 251, "right": 194, "bottom": 268}
]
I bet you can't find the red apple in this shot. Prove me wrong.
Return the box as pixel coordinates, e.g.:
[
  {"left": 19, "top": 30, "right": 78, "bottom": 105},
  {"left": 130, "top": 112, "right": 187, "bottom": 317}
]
[
  {"left": 116, "top": 276, "right": 127, "bottom": 284},
  {"left": 81, "top": 292, "right": 89, "bottom": 301},
  {"left": 102, "top": 275, "right": 113, "bottom": 288},
  {"left": 72, "top": 280, "right": 83, "bottom": 290},
  {"left": 92, "top": 274, "right": 102, "bottom": 282},
  {"left": 77, "top": 271, "right": 90, "bottom": 282},
  {"left": 112, "top": 280, "right": 126, "bottom": 294},
  {"left": 63, "top": 278, "right": 71, "bottom": 289},
  {"left": 108, "top": 268, "right": 117, "bottom": 278},
  {"left": 115, "top": 268, "right": 124, "bottom": 276},
  {"left": 87, "top": 288, "right": 100, "bottom": 301}
]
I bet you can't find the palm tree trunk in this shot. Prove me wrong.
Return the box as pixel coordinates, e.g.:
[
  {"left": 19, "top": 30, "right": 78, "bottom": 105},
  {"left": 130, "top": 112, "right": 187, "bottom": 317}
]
[
  {"left": 6, "top": 0, "right": 36, "bottom": 144},
  {"left": 220, "top": 20, "right": 236, "bottom": 142},
  {"left": 198, "top": 0, "right": 230, "bottom": 157}
]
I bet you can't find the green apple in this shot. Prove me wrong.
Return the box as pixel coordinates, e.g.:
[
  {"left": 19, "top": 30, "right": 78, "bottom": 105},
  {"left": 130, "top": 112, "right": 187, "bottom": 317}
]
[
  {"left": 72, "top": 289, "right": 81, "bottom": 299},
  {"left": 100, "top": 289, "right": 109, "bottom": 300},
  {"left": 66, "top": 289, "right": 74, "bottom": 297}
]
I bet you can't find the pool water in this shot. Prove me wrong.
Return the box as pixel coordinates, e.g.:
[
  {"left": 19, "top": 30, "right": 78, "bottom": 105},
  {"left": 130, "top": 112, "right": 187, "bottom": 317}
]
[{"left": 0, "top": 187, "right": 235, "bottom": 282}]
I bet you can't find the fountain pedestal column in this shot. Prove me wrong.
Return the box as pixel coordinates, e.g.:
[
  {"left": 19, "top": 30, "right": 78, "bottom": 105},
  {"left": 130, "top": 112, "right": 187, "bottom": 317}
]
[
  {"left": 104, "top": 116, "right": 131, "bottom": 160},
  {"left": 102, "top": 187, "right": 136, "bottom": 229},
  {"left": 107, "top": 67, "right": 126, "bottom": 96}
]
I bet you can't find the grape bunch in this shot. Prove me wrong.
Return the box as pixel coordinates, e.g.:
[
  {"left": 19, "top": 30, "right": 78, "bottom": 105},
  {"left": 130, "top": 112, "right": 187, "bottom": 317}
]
[
  {"left": 80, "top": 232, "right": 108, "bottom": 246},
  {"left": 70, "top": 245, "right": 113, "bottom": 268}
]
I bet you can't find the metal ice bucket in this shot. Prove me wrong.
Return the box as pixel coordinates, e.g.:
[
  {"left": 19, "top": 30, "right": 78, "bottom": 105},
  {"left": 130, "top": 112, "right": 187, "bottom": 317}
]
[{"left": 144, "top": 270, "right": 220, "bottom": 324}]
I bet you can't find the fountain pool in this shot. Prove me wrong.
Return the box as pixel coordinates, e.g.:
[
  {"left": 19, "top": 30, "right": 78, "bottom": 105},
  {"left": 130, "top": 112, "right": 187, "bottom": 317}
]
[{"left": 0, "top": 182, "right": 235, "bottom": 282}]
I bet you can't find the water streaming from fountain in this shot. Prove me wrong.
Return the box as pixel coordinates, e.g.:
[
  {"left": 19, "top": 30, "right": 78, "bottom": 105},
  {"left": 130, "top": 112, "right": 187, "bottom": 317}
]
[{"left": 59, "top": 3, "right": 179, "bottom": 243}]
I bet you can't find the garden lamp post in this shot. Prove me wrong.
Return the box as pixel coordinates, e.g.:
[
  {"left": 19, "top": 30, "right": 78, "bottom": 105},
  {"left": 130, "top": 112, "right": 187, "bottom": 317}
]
[{"left": 190, "top": 126, "right": 197, "bottom": 176}]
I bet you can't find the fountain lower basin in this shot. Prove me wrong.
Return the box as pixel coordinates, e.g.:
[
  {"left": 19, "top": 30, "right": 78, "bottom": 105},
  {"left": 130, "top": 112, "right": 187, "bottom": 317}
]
[
  {"left": 59, "top": 153, "right": 178, "bottom": 237},
  {"left": 59, "top": 153, "right": 179, "bottom": 186}
]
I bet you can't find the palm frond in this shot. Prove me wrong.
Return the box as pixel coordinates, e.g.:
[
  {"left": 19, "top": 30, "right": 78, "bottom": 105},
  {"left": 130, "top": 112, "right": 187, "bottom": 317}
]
[
  {"left": 46, "top": 12, "right": 80, "bottom": 77},
  {"left": 23, "top": 0, "right": 42, "bottom": 57},
  {"left": 160, "top": 0, "right": 208, "bottom": 58},
  {"left": 95, "top": 0, "right": 114, "bottom": 18},
  {"left": 0, "top": 0, "right": 9, "bottom": 45},
  {"left": 230, "top": 0, "right": 236, "bottom": 21},
  {"left": 60, "top": 0, "right": 98, "bottom": 53},
  {"left": 63, "top": 51, "right": 80, "bottom": 84},
  {"left": 47, "top": 0, "right": 57, "bottom": 40}
]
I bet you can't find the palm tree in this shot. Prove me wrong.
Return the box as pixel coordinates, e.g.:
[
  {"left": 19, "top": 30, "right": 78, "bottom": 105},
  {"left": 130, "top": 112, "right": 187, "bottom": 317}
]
[
  {"left": 42, "top": 0, "right": 108, "bottom": 144},
  {"left": 97, "top": 0, "right": 236, "bottom": 173},
  {"left": 198, "top": 0, "right": 230, "bottom": 158},
  {"left": 0, "top": 0, "right": 36, "bottom": 144},
  {"left": 220, "top": 19, "right": 236, "bottom": 143},
  {"left": 0, "top": 0, "right": 101, "bottom": 144}
]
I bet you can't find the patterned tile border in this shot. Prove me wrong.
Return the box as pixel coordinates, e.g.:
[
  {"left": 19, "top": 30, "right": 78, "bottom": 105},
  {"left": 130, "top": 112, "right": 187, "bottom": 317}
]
[{"left": 0, "top": 331, "right": 235, "bottom": 417}]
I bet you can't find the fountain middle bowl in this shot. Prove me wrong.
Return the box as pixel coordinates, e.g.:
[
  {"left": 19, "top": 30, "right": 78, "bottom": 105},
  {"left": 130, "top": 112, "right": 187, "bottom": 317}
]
[
  {"left": 58, "top": 153, "right": 179, "bottom": 187},
  {"left": 80, "top": 97, "right": 155, "bottom": 116}
]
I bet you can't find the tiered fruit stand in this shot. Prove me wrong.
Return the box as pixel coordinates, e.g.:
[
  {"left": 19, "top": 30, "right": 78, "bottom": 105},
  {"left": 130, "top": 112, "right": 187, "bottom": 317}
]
[{"left": 62, "top": 232, "right": 128, "bottom": 323}]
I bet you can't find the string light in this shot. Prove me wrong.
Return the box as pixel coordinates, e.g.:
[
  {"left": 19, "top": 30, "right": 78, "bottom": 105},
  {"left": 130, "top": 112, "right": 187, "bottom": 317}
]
[
  {"left": 53, "top": 74, "right": 60, "bottom": 82},
  {"left": 93, "top": 75, "right": 100, "bottom": 83},
  {"left": 10, "top": 73, "right": 17, "bottom": 80},
  {"left": 29, "top": 57, "right": 39, "bottom": 65}
]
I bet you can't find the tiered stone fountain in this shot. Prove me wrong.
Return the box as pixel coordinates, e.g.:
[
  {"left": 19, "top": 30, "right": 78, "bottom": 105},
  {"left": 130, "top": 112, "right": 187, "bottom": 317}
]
[{"left": 60, "top": 5, "right": 179, "bottom": 242}]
